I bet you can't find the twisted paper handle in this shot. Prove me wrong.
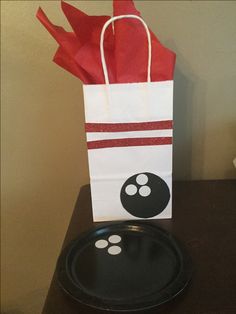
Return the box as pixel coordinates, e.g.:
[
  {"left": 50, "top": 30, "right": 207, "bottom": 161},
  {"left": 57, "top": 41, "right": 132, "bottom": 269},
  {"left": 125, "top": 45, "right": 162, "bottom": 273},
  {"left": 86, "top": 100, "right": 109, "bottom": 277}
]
[{"left": 100, "top": 15, "right": 152, "bottom": 85}]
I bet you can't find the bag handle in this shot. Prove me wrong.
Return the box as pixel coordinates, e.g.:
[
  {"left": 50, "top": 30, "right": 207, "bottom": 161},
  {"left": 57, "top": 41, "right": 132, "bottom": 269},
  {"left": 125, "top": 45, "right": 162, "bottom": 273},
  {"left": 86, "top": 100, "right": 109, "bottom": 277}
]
[{"left": 100, "top": 15, "right": 152, "bottom": 85}]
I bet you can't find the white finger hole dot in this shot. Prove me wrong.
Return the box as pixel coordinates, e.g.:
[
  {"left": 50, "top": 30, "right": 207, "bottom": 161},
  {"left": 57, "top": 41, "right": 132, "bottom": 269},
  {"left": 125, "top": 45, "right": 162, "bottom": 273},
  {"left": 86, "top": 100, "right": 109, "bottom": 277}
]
[
  {"left": 139, "top": 185, "right": 151, "bottom": 197},
  {"left": 108, "top": 235, "right": 121, "bottom": 244},
  {"left": 108, "top": 246, "right": 122, "bottom": 255},
  {"left": 136, "top": 174, "right": 148, "bottom": 185},
  {"left": 125, "top": 184, "right": 137, "bottom": 196},
  {"left": 95, "top": 239, "right": 108, "bottom": 249}
]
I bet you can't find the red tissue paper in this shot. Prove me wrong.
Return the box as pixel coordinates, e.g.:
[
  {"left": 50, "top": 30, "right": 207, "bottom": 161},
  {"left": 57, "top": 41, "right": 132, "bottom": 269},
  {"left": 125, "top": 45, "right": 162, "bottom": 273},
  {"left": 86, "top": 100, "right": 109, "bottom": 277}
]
[{"left": 36, "top": 0, "right": 176, "bottom": 84}]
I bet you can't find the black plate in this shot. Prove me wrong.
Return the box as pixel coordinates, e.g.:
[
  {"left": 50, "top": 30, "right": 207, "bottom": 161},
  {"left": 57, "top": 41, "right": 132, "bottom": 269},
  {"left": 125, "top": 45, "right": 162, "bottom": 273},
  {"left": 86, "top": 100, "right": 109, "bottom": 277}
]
[{"left": 57, "top": 222, "right": 192, "bottom": 312}]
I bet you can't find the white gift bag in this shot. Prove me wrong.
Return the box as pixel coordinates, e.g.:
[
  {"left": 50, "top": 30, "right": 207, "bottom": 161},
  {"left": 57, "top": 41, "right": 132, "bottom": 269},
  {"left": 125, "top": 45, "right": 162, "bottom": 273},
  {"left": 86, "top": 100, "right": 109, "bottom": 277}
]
[{"left": 83, "top": 15, "right": 173, "bottom": 222}]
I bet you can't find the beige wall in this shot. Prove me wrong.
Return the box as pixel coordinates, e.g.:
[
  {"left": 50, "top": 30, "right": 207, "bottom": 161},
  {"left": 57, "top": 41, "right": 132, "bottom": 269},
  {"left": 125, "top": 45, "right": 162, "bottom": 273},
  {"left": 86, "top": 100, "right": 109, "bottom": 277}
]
[{"left": 1, "top": 1, "right": 236, "bottom": 313}]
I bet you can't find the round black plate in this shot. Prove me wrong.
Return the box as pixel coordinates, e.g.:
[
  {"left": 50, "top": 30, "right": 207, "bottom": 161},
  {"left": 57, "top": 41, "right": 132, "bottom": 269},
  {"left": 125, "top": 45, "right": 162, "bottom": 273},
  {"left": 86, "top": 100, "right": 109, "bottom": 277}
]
[{"left": 57, "top": 222, "right": 192, "bottom": 312}]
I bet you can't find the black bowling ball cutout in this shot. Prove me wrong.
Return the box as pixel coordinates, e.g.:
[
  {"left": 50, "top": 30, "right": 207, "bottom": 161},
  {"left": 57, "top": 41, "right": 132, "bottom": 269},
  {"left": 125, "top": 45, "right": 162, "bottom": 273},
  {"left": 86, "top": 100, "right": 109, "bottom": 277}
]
[{"left": 120, "top": 172, "right": 170, "bottom": 218}]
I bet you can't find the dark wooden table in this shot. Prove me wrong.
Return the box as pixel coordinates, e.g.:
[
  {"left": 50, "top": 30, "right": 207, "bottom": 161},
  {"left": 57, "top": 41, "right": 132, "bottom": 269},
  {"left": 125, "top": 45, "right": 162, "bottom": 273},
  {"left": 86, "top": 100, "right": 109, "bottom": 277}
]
[{"left": 42, "top": 180, "right": 236, "bottom": 314}]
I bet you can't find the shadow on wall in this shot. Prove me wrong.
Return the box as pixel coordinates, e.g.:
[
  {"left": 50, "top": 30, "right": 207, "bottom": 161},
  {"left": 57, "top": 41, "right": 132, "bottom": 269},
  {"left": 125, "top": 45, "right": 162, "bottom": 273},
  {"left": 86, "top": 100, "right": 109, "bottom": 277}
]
[
  {"left": 2, "top": 311, "right": 24, "bottom": 314},
  {"left": 227, "top": 121, "right": 236, "bottom": 178},
  {"left": 173, "top": 55, "right": 193, "bottom": 180},
  {"left": 169, "top": 42, "right": 207, "bottom": 180}
]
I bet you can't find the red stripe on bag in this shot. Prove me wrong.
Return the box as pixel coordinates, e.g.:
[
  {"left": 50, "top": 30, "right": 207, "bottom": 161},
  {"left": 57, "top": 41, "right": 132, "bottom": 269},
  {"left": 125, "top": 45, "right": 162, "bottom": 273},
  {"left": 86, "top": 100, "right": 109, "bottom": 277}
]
[
  {"left": 85, "top": 120, "right": 173, "bottom": 132},
  {"left": 87, "top": 137, "right": 172, "bottom": 149}
]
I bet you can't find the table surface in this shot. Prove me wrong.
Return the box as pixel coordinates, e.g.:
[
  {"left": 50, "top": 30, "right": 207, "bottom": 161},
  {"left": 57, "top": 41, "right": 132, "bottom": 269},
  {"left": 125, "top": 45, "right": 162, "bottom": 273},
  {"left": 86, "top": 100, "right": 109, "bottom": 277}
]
[{"left": 42, "top": 180, "right": 236, "bottom": 314}]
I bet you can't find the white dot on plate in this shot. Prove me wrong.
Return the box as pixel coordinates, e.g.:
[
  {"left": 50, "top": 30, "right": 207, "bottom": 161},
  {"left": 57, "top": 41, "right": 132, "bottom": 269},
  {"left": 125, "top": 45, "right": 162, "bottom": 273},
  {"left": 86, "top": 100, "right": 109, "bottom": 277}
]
[
  {"left": 95, "top": 239, "right": 108, "bottom": 249},
  {"left": 136, "top": 174, "right": 148, "bottom": 185},
  {"left": 139, "top": 185, "right": 151, "bottom": 197},
  {"left": 108, "top": 246, "right": 122, "bottom": 255},
  {"left": 108, "top": 235, "right": 121, "bottom": 244},
  {"left": 125, "top": 184, "right": 137, "bottom": 196}
]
